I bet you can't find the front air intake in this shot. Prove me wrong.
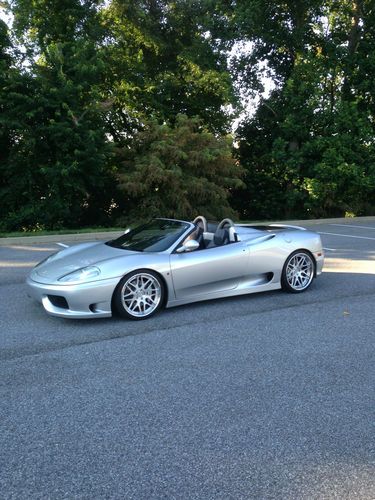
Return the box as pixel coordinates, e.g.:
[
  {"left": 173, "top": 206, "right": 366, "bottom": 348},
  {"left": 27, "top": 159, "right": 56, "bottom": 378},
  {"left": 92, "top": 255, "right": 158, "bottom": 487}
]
[{"left": 48, "top": 295, "right": 69, "bottom": 309}]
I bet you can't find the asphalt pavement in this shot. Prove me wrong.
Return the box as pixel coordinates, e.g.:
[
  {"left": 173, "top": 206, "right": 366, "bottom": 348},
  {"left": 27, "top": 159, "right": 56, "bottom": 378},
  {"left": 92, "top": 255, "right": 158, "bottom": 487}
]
[{"left": 0, "top": 218, "right": 374, "bottom": 499}]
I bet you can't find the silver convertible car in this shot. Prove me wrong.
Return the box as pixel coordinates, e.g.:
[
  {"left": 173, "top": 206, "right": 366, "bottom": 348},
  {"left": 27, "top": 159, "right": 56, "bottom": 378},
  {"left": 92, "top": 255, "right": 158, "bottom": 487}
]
[{"left": 27, "top": 216, "right": 324, "bottom": 320}]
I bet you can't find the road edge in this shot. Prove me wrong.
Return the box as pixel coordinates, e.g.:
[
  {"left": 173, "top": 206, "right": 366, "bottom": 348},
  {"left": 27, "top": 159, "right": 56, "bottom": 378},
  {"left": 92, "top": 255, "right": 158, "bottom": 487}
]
[{"left": 1, "top": 216, "right": 375, "bottom": 246}]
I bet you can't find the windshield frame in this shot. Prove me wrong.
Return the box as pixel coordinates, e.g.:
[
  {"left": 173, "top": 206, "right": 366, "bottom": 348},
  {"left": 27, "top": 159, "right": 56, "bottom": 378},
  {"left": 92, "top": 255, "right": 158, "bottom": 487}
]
[{"left": 106, "top": 218, "right": 194, "bottom": 253}]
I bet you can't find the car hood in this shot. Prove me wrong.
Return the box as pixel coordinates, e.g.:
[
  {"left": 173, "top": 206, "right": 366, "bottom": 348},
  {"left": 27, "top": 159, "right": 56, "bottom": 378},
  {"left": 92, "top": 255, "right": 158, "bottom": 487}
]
[{"left": 30, "top": 241, "right": 136, "bottom": 283}]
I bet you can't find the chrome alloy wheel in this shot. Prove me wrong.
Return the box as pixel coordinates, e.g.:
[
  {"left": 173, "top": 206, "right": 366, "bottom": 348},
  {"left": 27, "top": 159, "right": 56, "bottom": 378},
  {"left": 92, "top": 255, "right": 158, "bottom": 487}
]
[
  {"left": 121, "top": 273, "right": 162, "bottom": 318},
  {"left": 285, "top": 252, "right": 314, "bottom": 291}
]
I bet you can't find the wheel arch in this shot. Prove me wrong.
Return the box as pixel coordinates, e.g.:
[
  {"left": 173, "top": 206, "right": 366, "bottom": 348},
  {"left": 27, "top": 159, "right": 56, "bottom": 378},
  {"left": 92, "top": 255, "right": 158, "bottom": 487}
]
[
  {"left": 281, "top": 248, "right": 317, "bottom": 293},
  {"left": 111, "top": 267, "right": 169, "bottom": 313}
]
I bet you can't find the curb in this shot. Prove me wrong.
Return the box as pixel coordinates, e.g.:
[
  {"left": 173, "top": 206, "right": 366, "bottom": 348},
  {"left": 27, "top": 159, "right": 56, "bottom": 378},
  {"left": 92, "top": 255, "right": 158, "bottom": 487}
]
[
  {"left": 0, "top": 216, "right": 374, "bottom": 246},
  {"left": 264, "top": 216, "right": 375, "bottom": 226},
  {"left": 0, "top": 231, "right": 123, "bottom": 246}
]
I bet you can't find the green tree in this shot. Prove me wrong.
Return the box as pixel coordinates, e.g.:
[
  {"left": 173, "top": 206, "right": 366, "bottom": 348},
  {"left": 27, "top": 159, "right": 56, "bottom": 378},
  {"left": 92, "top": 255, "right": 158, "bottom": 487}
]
[
  {"left": 2, "top": 0, "right": 241, "bottom": 230},
  {"left": 1, "top": 0, "right": 116, "bottom": 230},
  {"left": 0, "top": 17, "right": 43, "bottom": 230},
  {"left": 116, "top": 114, "right": 244, "bottom": 221},
  {"left": 0, "top": 18, "right": 11, "bottom": 175},
  {"left": 102, "top": 0, "right": 234, "bottom": 135},
  {"left": 226, "top": 0, "right": 375, "bottom": 219}
]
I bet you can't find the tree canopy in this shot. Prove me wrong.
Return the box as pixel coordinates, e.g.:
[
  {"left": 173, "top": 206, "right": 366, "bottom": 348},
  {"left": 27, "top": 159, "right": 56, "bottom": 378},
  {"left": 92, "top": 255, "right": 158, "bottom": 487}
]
[
  {"left": 0, "top": 0, "right": 374, "bottom": 231},
  {"left": 116, "top": 114, "right": 244, "bottom": 221},
  {"left": 227, "top": 0, "right": 375, "bottom": 218}
]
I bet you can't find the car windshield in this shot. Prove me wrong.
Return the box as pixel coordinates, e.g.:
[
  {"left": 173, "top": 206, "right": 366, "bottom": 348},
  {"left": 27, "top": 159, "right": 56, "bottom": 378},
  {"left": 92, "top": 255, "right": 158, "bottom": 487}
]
[{"left": 106, "top": 219, "right": 190, "bottom": 252}]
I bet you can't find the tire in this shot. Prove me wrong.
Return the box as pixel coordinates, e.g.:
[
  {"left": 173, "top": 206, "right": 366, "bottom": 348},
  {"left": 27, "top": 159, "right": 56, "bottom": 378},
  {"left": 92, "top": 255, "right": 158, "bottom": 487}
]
[
  {"left": 281, "top": 250, "right": 315, "bottom": 293},
  {"left": 113, "top": 270, "right": 165, "bottom": 320}
]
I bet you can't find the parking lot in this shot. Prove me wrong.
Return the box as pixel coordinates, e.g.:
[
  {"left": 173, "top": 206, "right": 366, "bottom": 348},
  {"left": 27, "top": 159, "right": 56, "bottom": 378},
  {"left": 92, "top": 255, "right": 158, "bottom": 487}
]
[{"left": 0, "top": 218, "right": 374, "bottom": 499}]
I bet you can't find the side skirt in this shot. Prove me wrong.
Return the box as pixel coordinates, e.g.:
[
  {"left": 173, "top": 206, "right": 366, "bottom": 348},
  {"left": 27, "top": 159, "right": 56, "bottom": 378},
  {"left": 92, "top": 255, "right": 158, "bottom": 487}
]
[{"left": 166, "top": 282, "right": 281, "bottom": 309}]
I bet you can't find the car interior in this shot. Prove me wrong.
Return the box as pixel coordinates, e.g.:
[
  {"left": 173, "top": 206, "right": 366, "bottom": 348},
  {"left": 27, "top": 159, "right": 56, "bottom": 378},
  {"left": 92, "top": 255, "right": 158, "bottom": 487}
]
[{"left": 183, "top": 215, "right": 239, "bottom": 251}]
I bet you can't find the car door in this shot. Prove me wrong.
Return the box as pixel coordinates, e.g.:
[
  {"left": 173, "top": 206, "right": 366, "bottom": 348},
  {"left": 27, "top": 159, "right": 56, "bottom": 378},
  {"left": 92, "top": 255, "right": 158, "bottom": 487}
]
[{"left": 169, "top": 242, "right": 249, "bottom": 299}]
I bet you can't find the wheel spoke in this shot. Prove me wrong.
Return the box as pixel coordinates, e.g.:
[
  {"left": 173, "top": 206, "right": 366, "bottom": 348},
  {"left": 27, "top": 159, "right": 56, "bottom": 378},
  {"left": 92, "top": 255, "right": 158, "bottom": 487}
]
[
  {"left": 143, "top": 277, "right": 152, "bottom": 287},
  {"left": 120, "top": 273, "right": 162, "bottom": 318},
  {"left": 285, "top": 252, "right": 314, "bottom": 291},
  {"left": 128, "top": 299, "right": 137, "bottom": 310}
]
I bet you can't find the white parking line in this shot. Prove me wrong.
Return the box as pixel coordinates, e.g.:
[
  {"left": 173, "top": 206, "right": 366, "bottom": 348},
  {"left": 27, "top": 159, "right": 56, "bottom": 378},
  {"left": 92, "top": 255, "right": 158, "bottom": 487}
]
[
  {"left": 330, "top": 224, "right": 375, "bottom": 230},
  {"left": 323, "top": 247, "right": 336, "bottom": 252},
  {"left": 319, "top": 231, "right": 375, "bottom": 241},
  {"left": 56, "top": 242, "right": 69, "bottom": 248},
  {"left": 324, "top": 257, "right": 375, "bottom": 274}
]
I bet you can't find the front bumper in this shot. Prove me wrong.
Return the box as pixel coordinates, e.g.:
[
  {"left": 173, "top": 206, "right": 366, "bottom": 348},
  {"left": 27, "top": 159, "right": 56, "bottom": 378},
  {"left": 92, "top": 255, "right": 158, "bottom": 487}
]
[
  {"left": 313, "top": 251, "right": 324, "bottom": 276},
  {"left": 26, "top": 276, "right": 120, "bottom": 319}
]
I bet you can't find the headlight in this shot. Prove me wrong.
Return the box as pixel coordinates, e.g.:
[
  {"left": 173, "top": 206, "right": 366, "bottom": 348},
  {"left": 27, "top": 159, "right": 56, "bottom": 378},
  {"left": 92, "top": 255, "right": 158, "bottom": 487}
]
[{"left": 58, "top": 266, "right": 101, "bottom": 283}]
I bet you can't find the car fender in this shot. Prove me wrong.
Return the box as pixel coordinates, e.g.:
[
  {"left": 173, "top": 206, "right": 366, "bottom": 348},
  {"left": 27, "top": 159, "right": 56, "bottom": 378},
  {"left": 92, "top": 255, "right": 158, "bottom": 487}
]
[{"left": 97, "top": 252, "right": 175, "bottom": 299}]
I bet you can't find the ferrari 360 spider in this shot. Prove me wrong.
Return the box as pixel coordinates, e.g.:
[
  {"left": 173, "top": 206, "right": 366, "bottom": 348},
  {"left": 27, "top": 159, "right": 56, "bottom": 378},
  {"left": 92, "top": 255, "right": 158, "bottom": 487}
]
[{"left": 27, "top": 216, "right": 324, "bottom": 320}]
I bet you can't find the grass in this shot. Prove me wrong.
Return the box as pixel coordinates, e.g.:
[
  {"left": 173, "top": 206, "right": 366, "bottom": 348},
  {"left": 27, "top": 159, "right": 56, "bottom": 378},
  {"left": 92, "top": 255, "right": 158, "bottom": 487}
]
[
  {"left": 0, "top": 227, "right": 123, "bottom": 238},
  {"left": 0, "top": 218, "right": 300, "bottom": 238}
]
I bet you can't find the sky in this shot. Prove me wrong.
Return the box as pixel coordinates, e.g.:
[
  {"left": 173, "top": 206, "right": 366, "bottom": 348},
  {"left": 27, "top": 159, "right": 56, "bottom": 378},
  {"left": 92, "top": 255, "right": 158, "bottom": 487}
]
[{"left": 0, "top": 5, "right": 12, "bottom": 26}]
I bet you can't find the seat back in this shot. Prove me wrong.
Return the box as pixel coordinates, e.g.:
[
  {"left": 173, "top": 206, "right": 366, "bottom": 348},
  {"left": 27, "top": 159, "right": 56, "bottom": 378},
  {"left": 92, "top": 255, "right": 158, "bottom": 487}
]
[{"left": 213, "top": 228, "right": 229, "bottom": 246}]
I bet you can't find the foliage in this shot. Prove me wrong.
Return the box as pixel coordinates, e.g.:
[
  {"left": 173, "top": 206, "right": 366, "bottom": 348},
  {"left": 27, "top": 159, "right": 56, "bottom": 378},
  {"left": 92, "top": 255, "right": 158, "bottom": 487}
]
[
  {"left": 228, "top": 0, "right": 375, "bottom": 219},
  {"left": 101, "top": 0, "right": 234, "bottom": 135},
  {"left": 116, "top": 115, "right": 244, "bottom": 221},
  {"left": 0, "top": 18, "right": 11, "bottom": 181},
  {"left": 1, "top": 0, "right": 375, "bottom": 230},
  {"left": 1, "top": 1, "right": 119, "bottom": 230},
  {"left": 0, "top": 0, "right": 237, "bottom": 231}
]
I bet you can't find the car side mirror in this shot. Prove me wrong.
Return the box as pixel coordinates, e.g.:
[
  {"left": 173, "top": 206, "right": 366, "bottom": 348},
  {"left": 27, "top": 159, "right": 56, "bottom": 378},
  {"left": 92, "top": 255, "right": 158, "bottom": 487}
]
[{"left": 176, "top": 239, "right": 200, "bottom": 253}]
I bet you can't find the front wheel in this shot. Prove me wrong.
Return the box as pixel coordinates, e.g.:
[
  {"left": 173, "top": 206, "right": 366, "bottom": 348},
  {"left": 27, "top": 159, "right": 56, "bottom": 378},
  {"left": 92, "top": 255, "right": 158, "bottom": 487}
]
[
  {"left": 281, "top": 251, "right": 315, "bottom": 293},
  {"left": 113, "top": 270, "right": 165, "bottom": 320}
]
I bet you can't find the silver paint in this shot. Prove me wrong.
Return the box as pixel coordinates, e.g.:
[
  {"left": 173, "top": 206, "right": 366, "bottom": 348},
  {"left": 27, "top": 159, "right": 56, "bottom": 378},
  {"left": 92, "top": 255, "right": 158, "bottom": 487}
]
[{"left": 27, "top": 219, "right": 324, "bottom": 319}]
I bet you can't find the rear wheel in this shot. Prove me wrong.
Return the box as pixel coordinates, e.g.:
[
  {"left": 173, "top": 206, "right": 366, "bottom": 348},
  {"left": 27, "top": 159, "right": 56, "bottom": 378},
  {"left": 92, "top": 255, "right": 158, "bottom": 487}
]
[
  {"left": 113, "top": 270, "right": 165, "bottom": 320},
  {"left": 281, "top": 251, "right": 315, "bottom": 293}
]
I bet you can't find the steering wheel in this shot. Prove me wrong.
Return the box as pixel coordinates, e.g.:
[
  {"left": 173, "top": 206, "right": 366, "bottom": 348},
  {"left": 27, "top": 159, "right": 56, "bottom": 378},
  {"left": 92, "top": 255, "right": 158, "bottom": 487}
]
[
  {"left": 192, "top": 215, "right": 208, "bottom": 232},
  {"left": 217, "top": 218, "right": 235, "bottom": 230}
]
